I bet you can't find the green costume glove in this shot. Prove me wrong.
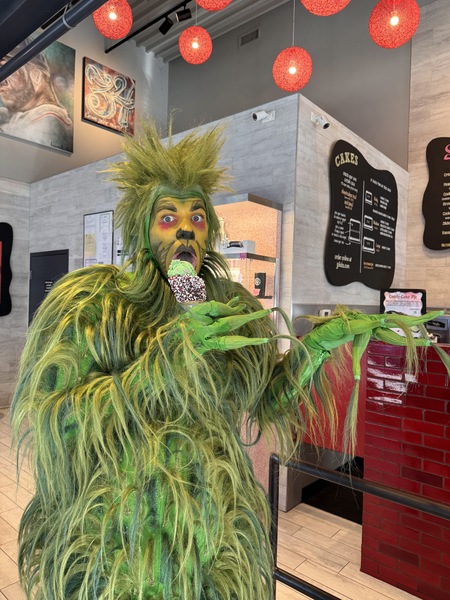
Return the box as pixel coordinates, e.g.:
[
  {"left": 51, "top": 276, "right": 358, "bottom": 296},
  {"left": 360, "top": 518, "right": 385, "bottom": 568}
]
[
  {"left": 302, "top": 308, "right": 441, "bottom": 353},
  {"left": 177, "top": 298, "right": 271, "bottom": 354},
  {"left": 300, "top": 306, "right": 443, "bottom": 384},
  {"left": 294, "top": 307, "right": 445, "bottom": 451}
]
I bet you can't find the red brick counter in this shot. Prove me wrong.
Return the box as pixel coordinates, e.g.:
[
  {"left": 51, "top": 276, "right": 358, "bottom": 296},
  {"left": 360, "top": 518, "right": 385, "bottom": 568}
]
[{"left": 362, "top": 341, "right": 450, "bottom": 600}]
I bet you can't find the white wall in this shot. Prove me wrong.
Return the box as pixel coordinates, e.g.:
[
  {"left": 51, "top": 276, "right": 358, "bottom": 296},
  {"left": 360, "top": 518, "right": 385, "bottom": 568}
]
[{"left": 0, "top": 18, "right": 168, "bottom": 184}]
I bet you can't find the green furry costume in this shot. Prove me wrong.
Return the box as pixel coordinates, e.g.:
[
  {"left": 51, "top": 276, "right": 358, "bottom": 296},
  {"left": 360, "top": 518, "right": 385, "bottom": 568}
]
[{"left": 11, "top": 123, "right": 448, "bottom": 599}]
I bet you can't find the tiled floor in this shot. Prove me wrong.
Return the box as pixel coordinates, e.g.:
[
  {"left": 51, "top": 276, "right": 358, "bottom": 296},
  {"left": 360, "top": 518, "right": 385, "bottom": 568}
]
[
  {"left": 0, "top": 409, "right": 418, "bottom": 600},
  {"left": 0, "top": 410, "right": 30, "bottom": 600},
  {"left": 275, "top": 503, "right": 419, "bottom": 600}
]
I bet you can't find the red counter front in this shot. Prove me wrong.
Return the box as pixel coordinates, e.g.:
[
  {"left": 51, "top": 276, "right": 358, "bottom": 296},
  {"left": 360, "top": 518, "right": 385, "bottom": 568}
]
[
  {"left": 303, "top": 349, "right": 367, "bottom": 457},
  {"left": 362, "top": 341, "right": 450, "bottom": 600}
]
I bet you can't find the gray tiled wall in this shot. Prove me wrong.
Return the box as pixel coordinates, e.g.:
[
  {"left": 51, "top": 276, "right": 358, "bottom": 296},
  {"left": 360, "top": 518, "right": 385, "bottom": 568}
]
[
  {"left": 30, "top": 162, "right": 122, "bottom": 273},
  {"left": 407, "top": 0, "right": 450, "bottom": 309},
  {"left": 292, "top": 96, "right": 409, "bottom": 312}
]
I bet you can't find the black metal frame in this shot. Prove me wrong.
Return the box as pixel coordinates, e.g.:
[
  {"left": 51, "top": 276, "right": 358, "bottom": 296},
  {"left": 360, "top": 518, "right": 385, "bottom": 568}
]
[{"left": 268, "top": 453, "right": 450, "bottom": 600}]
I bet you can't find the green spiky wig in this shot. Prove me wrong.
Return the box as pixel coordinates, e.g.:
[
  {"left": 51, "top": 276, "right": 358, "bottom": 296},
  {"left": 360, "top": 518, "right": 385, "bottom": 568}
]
[{"left": 109, "top": 121, "right": 231, "bottom": 263}]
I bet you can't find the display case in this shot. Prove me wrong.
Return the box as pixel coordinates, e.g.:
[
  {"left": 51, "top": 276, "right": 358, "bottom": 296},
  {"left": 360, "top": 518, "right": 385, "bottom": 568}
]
[{"left": 213, "top": 194, "right": 282, "bottom": 310}]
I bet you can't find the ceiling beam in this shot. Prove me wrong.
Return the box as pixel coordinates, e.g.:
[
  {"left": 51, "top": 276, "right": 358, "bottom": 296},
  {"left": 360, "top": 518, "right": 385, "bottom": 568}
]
[
  {"left": 0, "top": 0, "right": 107, "bottom": 82},
  {"left": 0, "top": 0, "right": 71, "bottom": 59}
]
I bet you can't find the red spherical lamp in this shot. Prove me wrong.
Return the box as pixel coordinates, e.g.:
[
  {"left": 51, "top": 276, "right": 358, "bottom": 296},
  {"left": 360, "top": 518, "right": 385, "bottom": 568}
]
[
  {"left": 92, "top": 0, "right": 133, "bottom": 40},
  {"left": 300, "top": 0, "right": 351, "bottom": 16},
  {"left": 195, "top": 0, "right": 232, "bottom": 10},
  {"left": 179, "top": 26, "right": 213, "bottom": 64},
  {"left": 272, "top": 46, "right": 313, "bottom": 92},
  {"left": 369, "top": 0, "right": 420, "bottom": 49}
]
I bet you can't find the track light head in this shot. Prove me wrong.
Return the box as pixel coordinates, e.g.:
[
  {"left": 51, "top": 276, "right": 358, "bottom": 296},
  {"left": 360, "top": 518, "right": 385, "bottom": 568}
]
[
  {"left": 159, "top": 16, "right": 173, "bottom": 35},
  {"left": 176, "top": 7, "right": 192, "bottom": 22}
]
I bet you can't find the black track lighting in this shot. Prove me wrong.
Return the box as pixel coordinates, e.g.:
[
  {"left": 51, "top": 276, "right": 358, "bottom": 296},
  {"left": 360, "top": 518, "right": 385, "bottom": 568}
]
[
  {"left": 175, "top": 7, "right": 192, "bottom": 22},
  {"left": 159, "top": 16, "right": 173, "bottom": 35},
  {"left": 106, "top": 0, "right": 195, "bottom": 53}
]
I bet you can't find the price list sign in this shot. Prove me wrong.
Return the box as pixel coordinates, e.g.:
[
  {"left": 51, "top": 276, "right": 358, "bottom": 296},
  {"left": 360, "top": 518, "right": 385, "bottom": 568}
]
[
  {"left": 83, "top": 210, "right": 114, "bottom": 267},
  {"left": 423, "top": 138, "right": 450, "bottom": 250},
  {"left": 324, "top": 140, "right": 398, "bottom": 290}
]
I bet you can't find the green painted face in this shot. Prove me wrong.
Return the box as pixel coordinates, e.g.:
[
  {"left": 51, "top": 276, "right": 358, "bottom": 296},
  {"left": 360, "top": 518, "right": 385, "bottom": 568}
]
[{"left": 149, "top": 196, "right": 209, "bottom": 275}]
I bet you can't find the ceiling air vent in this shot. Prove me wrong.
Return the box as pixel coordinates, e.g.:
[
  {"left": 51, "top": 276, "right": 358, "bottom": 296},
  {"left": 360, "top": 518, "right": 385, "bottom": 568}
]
[{"left": 239, "top": 28, "right": 260, "bottom": 47}]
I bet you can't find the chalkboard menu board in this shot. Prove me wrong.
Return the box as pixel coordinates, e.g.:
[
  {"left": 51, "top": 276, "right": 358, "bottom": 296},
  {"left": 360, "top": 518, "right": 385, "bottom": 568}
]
[
  {"left": 422, "top": 138, "right": 450, "bottom": 250},
  {"left": 324, "top": 140, "right": 398, "bottom": 290}
]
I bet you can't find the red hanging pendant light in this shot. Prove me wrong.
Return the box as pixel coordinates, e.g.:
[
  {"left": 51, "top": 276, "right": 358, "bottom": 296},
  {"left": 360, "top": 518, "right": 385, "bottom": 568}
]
[
  {"left": 195, "top": 0, "right": 232, "bottom": 10},
  {"left": 92, "top": 0, "right": 133, "bottom": 40},
  {"left": 179, "top": 26, "right": 213, "bottom": 64},
  {"left": 272, "top": 46, "right": 313, "bottom": 92},
  {"left": 300, "top": 0, "right": 351, "bottom": 16},
  {"left": 369, "top": 0, "right": 420, "bottom": 49}
]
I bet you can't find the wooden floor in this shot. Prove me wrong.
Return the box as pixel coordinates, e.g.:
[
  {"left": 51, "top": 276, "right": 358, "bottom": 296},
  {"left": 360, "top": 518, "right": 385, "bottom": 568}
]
[
  {"left": 0, "top": 409, "right": 418, "bottom": 600},
  {"left": 275, "top": 503, "right": 418, "bottom": 600}
]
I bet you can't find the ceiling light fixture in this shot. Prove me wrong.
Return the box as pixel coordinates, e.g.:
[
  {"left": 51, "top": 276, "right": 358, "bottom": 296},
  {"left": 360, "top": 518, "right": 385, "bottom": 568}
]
[
  {"left": 273, "top": 47, "right": 313, "bottom": 91},
  {"left": 195, "top": 0, "right": 232, "bottom": 11},
  {"left": 179, "top": 25, "right": 212, "bottom": 64},
  {"left": 369, "top": 0, "right": 420, "bottom": 49},
  {"left": 92, "top": 0, "right": 133, "bottom": 40},
  {"left": 176, "top": 6, "right": 192, "bottom": 21},
  {"left": 159, "top": 15, "right": 174, "bottom": 35},
  {"left": 300, "top": 0, "right": 351, "bottom": 16},
  {"left": 273, "top": 0, "right": 312, "bottom": 91}
]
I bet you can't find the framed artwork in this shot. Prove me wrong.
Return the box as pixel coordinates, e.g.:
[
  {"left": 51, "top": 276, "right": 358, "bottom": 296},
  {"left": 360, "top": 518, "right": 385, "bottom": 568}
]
[
  {"left": 0, "top": 223, "right": 13, "bottom": 317},
  {"left": 83, "top": 211, "right": 114, "bottom": 267},
  {"left": 0, "top": 39, "right": 75, "bottom": 153},
  {"left": 82, "top": 57, "right": 135, "bottom": 136}
]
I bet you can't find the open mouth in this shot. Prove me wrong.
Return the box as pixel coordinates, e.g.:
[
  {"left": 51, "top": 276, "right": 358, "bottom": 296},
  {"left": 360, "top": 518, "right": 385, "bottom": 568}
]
[{"left": 173, "top": 246, "right": 197, "bottom": 269}]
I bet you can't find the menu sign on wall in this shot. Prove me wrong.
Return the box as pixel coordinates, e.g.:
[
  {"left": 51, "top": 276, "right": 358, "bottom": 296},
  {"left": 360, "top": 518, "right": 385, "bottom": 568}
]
[
  {"left": 324, "top": 140, "right": 398, "bottom": 290},
  {"left": 423, "top": 138, "right": 450, "bottom": 250}
]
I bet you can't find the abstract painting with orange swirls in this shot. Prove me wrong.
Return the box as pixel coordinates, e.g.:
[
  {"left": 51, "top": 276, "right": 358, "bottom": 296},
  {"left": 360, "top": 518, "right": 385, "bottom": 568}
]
[{"left": 82, "top": 57, "right": 135, "bottom": 136}]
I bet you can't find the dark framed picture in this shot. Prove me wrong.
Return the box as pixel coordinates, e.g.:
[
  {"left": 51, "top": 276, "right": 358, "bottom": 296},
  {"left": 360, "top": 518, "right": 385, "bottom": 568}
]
[
  {"left": 82, "top": 57, "right": 135, "bottom": 136},
  {"left": 0, "top": 223, "right": 13, "bottom": 317},
  {"left": 380, "top": 288, "right": 426, "bottom": 316},
  {"left": 0, "top": 39, "right": 75, "bottom": 153}
]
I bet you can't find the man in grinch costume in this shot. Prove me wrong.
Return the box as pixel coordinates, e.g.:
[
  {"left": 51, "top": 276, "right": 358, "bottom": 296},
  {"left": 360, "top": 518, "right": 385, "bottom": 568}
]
[{"left": 11, "top": 122, "right": 447, "bottom": 599}]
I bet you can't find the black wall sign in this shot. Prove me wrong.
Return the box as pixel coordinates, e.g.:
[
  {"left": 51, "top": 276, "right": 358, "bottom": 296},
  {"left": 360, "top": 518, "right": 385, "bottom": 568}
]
[
  {"left": 324, "top": 140, "right": 398, "bottom": 290},
  {"left": 422, "top": 138, "right": 450, "bottom": 250},
  {"left": 0, "top": 223, "right": 13, "bottom": 317}
]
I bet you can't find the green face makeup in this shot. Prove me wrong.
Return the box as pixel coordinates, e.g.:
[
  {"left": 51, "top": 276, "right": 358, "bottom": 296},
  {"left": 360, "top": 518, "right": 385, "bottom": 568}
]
[{"left": 149, "top": 196, "right": 209, "bottom": 275}]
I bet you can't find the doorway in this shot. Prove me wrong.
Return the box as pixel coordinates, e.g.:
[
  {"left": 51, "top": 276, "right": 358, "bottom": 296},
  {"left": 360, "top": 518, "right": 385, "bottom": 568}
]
[{"left": 29, "top": 249, "right": 69, "bottom": 324}]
